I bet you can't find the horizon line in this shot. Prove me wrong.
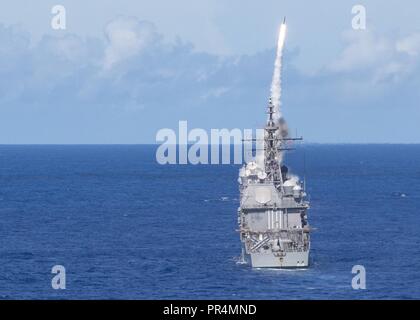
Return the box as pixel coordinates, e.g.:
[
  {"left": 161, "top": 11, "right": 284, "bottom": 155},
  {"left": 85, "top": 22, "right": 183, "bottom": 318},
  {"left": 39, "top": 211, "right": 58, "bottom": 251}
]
[{"left": 1, "top": 142, "right": 420, "bottom": 146}]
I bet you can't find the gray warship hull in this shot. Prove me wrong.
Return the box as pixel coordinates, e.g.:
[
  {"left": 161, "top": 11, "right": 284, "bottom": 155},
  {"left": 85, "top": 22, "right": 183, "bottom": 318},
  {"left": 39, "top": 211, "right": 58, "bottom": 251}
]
[{"left": 247, "top": 250, "right": 309, "bottom": 268}]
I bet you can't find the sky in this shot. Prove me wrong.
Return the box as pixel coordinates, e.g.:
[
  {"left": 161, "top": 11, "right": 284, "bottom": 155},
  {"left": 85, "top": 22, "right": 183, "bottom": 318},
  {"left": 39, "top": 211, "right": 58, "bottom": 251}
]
[{"left": 0, "top": 0, "right": 419, "bottom": 143}]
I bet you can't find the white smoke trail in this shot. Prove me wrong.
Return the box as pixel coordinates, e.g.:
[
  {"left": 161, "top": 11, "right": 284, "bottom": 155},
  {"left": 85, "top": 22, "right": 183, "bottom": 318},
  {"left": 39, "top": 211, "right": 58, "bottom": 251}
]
[{"left": 270, "top": 22, "right": 287, "bottom": 121}]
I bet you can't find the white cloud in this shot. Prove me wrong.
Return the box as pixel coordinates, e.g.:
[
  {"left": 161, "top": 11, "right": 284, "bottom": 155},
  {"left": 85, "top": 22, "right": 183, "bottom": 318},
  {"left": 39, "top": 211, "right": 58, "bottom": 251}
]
[
  {"left": 38, "top": 34, "right": 93, "bottom": 65},
  {"left": 103, "top": 17, "right": 159, "bottom": 69},
  {"left": 396, "top": 33, "right": 420, "bottom": 56},
  {"left": 329, "top": 30, "right": 392, "bottom": 73},
  {"left": 200, "top": 86, "right": 230, "bottom": 100},
  {"left": 328, "top": 30, "right": 420, "bottom": 84}
]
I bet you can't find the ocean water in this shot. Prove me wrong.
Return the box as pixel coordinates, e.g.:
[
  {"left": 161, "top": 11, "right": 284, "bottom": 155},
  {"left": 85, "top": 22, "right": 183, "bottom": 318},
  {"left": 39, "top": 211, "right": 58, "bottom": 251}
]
[{"left": 0, "top": 144, "right": 419, "bottom": 300}]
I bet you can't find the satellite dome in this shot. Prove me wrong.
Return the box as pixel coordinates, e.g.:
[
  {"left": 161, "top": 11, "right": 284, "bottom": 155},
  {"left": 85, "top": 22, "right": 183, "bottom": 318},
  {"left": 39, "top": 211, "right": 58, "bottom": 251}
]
[
  {"left": 247, "top": 162, "right": 258, "bottom": 170},
  {"left": 283, "top": 180, "right": 295, "bottom": 187},
  {"left": 257, "top": 171, "right": 267, "bottom": 180}
]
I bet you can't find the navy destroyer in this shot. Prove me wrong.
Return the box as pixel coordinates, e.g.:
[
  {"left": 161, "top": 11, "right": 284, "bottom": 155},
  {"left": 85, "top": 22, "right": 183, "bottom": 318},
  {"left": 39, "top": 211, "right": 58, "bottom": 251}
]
[{"left": 237, "top": 19, "right": 311, "bottom": 268}]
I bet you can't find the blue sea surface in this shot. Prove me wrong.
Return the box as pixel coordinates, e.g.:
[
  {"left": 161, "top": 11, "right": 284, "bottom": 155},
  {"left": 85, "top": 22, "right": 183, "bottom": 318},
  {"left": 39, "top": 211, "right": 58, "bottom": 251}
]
[{"left": 0, "top": 144, "right": 419, "bottom": 299}]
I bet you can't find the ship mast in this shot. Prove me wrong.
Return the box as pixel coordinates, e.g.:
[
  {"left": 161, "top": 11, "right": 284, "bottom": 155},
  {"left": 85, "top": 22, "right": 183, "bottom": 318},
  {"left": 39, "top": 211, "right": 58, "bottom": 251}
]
[{"left": 264, "top": 98, "right": 283, "bottom": 188}]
